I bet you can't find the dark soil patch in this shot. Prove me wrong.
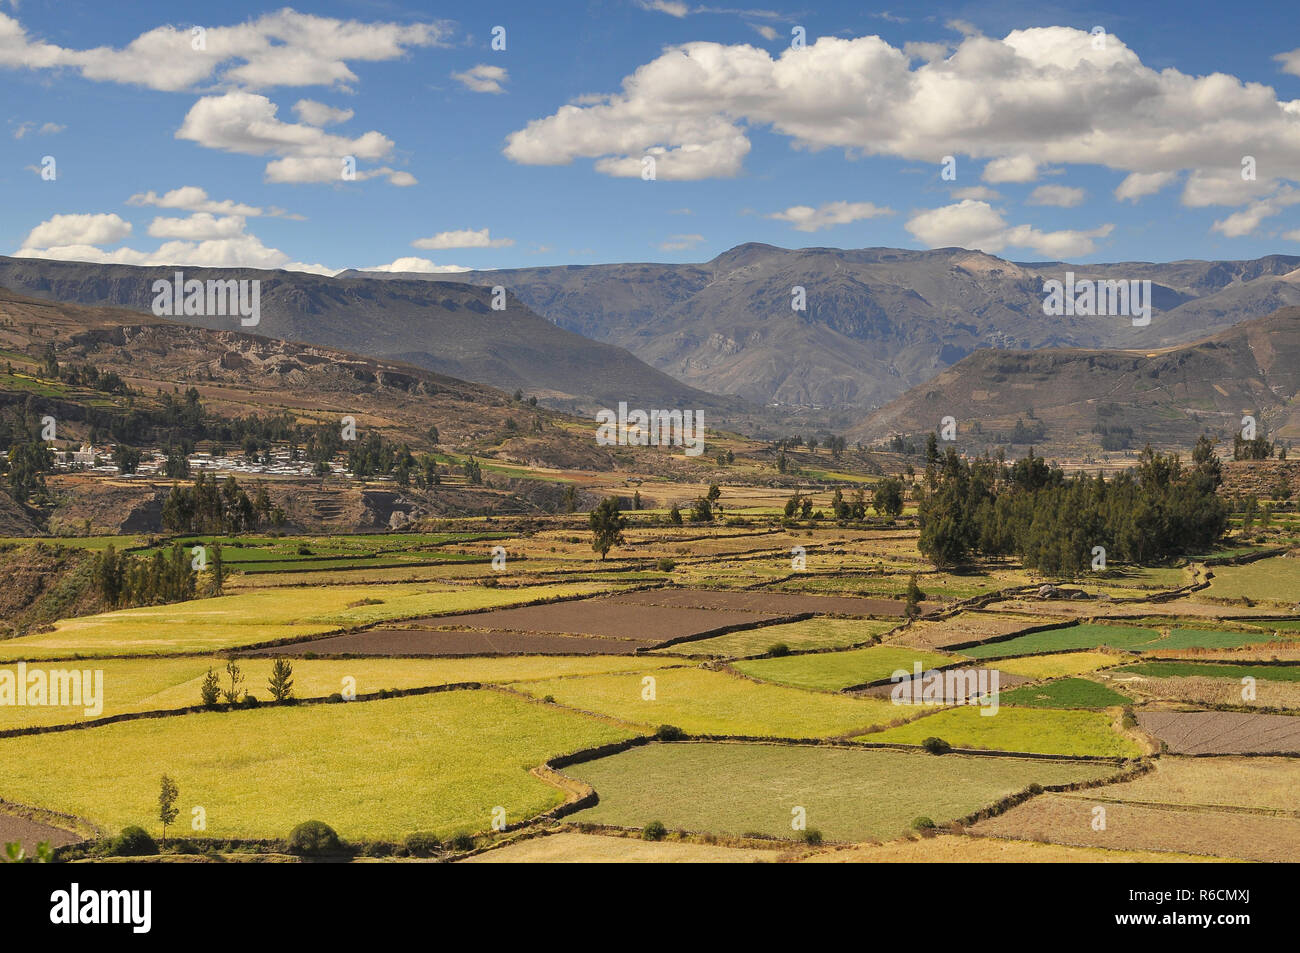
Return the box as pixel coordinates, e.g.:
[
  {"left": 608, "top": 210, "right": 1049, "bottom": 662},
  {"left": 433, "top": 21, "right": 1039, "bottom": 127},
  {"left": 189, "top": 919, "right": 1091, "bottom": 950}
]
[
  {"left": 0, "top": 810, "right": 82, "bottom": 853},
  {"left": 249, "top": 627, "right": 656, "bottom": 656},
  {"left": 388, "top": 598, "right": 787, "bottom": 642}
]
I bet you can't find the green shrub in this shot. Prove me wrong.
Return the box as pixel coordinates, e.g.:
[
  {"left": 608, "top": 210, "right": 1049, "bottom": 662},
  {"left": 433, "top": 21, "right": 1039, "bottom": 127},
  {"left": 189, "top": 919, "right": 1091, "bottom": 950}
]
[
  {"left": 643, "top": 820, "right": 667, "bottom": 841},
  {"left": 404, "top": 831, "right": 441, "bottom": 857},
  {"left": 767, "top": 642, "right": 791, "bottom": 657},
  {"left": 912, "top": 816, "right": 936, "bottom": 831},
  {"left": 800, "top": 828, "right": 823, "bottom": 846},
  {"left": 287, "top": 820, "right": 341, "bottom": 856},
  {"left": 657, "top": 557, "right": 676, "bottom": 572},
  {"left": 921, "top": 736, "right": 952, "bottom": 755},
  {"left": 112, "top": 826, "right": 158, "bottom": 856},
  {"left": 654, "top": 724, "right": 685, "bottom": 741}
]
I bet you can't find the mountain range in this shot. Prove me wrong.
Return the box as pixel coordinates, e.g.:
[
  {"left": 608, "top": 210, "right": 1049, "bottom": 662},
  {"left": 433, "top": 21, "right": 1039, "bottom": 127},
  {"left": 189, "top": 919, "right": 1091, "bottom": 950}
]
[
  {"left": 350, "top": 244, "right": 1300, "bottom": 417},
  {"left": 0, "top": 256, "right": 739, "bottom": 419},
  {"left": 5, "top": 245, "right": 1300, "bottom": 453}
]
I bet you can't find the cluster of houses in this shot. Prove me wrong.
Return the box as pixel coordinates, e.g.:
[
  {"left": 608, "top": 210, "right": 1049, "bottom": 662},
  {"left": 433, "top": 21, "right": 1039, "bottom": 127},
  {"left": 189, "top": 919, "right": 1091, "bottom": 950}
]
[{"left": 44, "top": 444, "right": 348, "bottom": 479}]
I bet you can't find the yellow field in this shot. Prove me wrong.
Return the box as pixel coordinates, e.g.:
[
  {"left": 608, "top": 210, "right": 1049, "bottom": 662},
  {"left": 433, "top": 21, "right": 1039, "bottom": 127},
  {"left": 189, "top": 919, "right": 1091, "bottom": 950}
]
[
  {"left": 995, "top": 652, "right": 1132, "bottom": 680},
  {"left": 860, "top": 706, "right": 1143, "bottom": 757},
  {"left": 0, "top": 690, "right": 632, "bottom": 840},
  {"left": 0, "top": 582, "right": 617, "bottom": 659},
  {"left": 0, "top": 655, "right": 676, "bottom": 731},
  {"left": 510, "top": 667, "right": 904, "bottom": 737}
]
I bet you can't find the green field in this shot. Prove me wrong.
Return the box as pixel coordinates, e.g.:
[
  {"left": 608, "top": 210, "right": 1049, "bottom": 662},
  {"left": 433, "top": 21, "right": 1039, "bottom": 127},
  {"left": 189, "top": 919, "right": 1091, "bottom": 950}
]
[
  {"left": 1000, "top": 677, "right": 1132, "bottom": 709},
  {"left": 1205, "top": 556, "right": 1300, "bottom": 602},
  {"left": 0, "top": 582, "right": 617, "bottom": 659},
  {"left": 962, "top": 623, "right": 1281, "bottom": 659},
  {"left": 131, "top": 533, "right": 507, "bottom": 575},
  {"left": 654, "top": 617, "right": 900, "bottom": 658},
  {"left": 0, "top": 690, "right": 632, "bottom": 840},
  {"left": 568, "top": 742, "right": 1117, "bottom": 841},
  {"left": 512, "top": 667, "right": 903, "bottom": 738},
  {"left": 0, "top": 655, "right": 675, "bottom": 731},
  {"left": 861, "top": 706, "right": 1142, "bottom": 757},
  {"left": 1113, "top": 661, "right": 1300, "bottom": 682},
  {"left": 732, "top": 645, "right": 954, "bottom": 692}
]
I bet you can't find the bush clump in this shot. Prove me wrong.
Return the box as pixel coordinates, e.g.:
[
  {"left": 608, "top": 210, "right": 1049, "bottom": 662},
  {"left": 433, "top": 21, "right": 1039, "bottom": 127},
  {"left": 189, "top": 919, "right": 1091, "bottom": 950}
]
[
  {"left": 654, "top": 724, "right": 685, "bottom": 741},
  {"left": 112, "top": 826, "right": 158, "bottom": 856},
  {"left": 656, "top": 557, "right": 676, "bottom": 572},
  {"left": 800, "top": 828, "right": 823, "bottom": 846},
  {"left": 767, "top": 642, "right": 791, "bottom": 657},
  {"left": 287, "top": 820, "right": 341, "bottom": 857},
  {"left": 921, "top": 736, "right": 952, "bottom": 755},
  {"left": 643, "top": 820, "right": 667, "bottom": 841},
  {"left": 912, "top": 816, "right": 937, "bottom": 832}
]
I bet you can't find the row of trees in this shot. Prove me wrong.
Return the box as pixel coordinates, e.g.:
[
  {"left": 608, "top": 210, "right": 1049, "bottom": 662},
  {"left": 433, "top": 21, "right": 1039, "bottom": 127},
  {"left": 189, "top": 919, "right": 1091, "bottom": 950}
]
[
  {"left": 917, "top": 439, "right": 1228, "bottom": 575},
  {"left": 91, "top": 543, "right": 197, "bottom": 608},
  {"left": 782, "top": 478, "right": 904, "bottom": 521}
]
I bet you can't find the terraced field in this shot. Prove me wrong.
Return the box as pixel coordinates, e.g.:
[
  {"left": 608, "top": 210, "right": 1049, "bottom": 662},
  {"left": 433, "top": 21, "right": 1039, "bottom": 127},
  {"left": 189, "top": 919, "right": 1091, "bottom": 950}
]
[
  {"left": 566, "top": 742, "right": 1117, "bottom": 842},
  {"left": 862, "top": 706, "right": 1143, "bottom": 757},
  {"left": 0, "top": 690, "right": 633, "bottom": 840},
  {"left": 0, "top": 508, "right": 1288, "bottom": 867}
]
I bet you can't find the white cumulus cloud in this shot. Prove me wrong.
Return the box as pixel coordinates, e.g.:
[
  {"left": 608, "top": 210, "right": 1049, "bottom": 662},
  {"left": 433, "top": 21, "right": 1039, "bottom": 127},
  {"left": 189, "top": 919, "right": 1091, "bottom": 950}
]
[
  {"left": 767, "top": 200, "right": 894, "bottom": 231},
  {"left": 905, "top": 199, "right": 1113, "bottom": 258}
]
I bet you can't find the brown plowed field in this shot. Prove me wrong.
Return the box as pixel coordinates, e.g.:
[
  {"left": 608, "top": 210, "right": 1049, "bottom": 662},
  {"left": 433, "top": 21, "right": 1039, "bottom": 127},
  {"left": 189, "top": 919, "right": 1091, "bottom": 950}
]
[
  {"left": 248, "top": 628, "right": 656, "bottom": 656},
  {"left": 0, "top": 810, "right": 82, "bottom": 853},
  {"left": 394, "top": 597, "right": 787, "bottom": 641},
  {"left": 1137, "top": 710, "right": 1300, "bottom": 754},
  {"left": 971, "top": 794, "right": 1300, "bottom": 862}
]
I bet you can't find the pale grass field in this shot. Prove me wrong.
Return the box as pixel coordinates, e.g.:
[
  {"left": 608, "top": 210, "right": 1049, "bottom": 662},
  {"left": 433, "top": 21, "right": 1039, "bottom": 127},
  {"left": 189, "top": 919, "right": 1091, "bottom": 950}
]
[
  {"left": 801, "top": 834, "right": 1225, "bottom": 863},
  {"left": 732, "top": 644, "right": 954, "bottom": 692},
  {"left": 1073, "top": 756, "right": 1300, "bottom": 813},
  {"left": 462, "top": 831, "right": 784, "bottom": 863},
  {"left": 654, "top": 617, "right": 902, "bottom": 657}
]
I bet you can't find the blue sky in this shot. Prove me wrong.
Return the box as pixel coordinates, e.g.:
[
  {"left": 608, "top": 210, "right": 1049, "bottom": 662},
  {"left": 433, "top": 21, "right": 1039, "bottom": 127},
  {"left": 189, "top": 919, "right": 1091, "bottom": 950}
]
[{"left": 3, "top": 0, "right": 1300, "bottom": 274}]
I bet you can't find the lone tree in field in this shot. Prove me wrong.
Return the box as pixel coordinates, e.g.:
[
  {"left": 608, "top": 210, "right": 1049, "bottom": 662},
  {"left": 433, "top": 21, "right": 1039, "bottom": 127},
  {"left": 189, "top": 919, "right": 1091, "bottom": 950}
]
[
  {"left": 223, "top": 658, "right": 245, "bottom": 705},
  {"left": 268, "top": 658, "right": 295, "bottom": 702},
  {"left": 200, "top": 667, "right": 221, "bottom": 707},
  {"left": 873, "top": 477, "right": 905, "bottom": 518},
  {"left": 588, "top": 497, "right": 627, "bottom": 560},
  {"left": 905, "top": 574, "right": 925, "bottom": 620},
  {"left": 158, "top": 775, "right": 179, "bottom": 848}
]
